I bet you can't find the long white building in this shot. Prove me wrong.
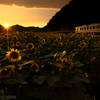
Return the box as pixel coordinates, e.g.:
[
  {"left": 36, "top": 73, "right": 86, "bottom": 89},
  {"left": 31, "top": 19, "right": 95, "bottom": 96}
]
[{"left": 75, "top": 23, "right": 100, "bottom": 33}]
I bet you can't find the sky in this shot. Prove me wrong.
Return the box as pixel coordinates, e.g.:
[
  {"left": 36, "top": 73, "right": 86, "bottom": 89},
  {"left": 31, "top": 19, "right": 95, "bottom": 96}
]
[{"left": 0, "top": 0, "right": 71, "bottom": 28}]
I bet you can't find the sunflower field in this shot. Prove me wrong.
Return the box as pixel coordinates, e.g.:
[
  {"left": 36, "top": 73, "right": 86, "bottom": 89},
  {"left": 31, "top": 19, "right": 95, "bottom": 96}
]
[{"left": 0, "top": 31, "right": 100, "bottom": 100}]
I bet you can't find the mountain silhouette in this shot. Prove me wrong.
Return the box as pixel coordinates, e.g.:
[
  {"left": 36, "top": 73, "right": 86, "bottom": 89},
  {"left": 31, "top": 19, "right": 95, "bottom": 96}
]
[
  {"left": 0, "top": 24, "right": 43, "bottom": 33},
  {"left": 43, "top": 0, "right": 100, "bottom": 31},
  {"left": 9, "top": 25, "right": 43, "bottom": 32}
]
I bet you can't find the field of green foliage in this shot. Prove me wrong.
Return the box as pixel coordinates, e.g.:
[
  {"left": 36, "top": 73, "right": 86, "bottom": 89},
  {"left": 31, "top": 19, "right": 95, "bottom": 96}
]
[{"left": 0, "top": 31, "right": 100, "bottom": 100}]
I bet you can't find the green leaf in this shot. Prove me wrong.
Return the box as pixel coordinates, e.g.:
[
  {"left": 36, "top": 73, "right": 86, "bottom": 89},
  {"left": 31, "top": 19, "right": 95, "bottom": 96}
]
[
  {"left": 33, "top": 87, "right": 53, "bottom": 98},
  {"left": 44, "top": 54, "right": 54, "bottom": 58},
  {"left": 21, "top": 70, "right": 29, "bottom": 77},
  {"left": 67, "top": 83, "right": 92, "bottom": 100},
  {"left": 33, "top": 75, "right": 45, "bottom": 85},
  {"left": 74, "top": 61, "right": 84, "bottom": 67},
  {"left": 21, "top": 43, "right": 26, "bottom": 49},
  {"left": 73, "top": 74, "right": 90, "bottom": 83},
  {"left": 1, "top": 50, "right": 6, "bottom": 55},
  {"left": 0, "top": 57, "right": 8, "bottom": 62},
  {"left": 0, "top": 89, "right": 4, "bottom": 95},
  {"left": 47, "top": 74, "right": 61, "bottom": 86},
  {"left": 18, "top": 61, "right": 30, "bottom": 67}
]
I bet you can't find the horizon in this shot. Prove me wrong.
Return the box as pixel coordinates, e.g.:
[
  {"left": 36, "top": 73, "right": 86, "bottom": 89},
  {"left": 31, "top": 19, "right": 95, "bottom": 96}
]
[
  {"left": 0, "top": 23, "right": 44, "bottom": 28},
  {"left": 0, "top": 0, "right": 71, "bottom": 28}
]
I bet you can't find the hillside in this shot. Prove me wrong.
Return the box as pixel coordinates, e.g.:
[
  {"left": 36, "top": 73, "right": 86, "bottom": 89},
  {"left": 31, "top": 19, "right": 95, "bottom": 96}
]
[
  {"left": 43, "top": 0, "right": 100, "bottom": 31},
  {"left": 0, "top": 24, "right": 43, "bottom": 32}
]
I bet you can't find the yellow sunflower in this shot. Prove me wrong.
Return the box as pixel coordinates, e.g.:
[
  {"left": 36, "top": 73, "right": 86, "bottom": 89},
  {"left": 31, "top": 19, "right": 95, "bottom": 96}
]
[
  {"left": 0, "top": 65, "right": 15, "bottom": 78},
  {"left": 42, "top": 39, "right": 45, "bottom": 44},
  {"left": 56, "top": 37, "right": 62, "bottom": 42},
  {"left": 16, "top": 41, "right": 21, "bottom": 47},
  {"left": 60, "top": 58, "right": 73, "bottom": 70},
  {"left": 12, "top": 36, "right": 18, "bottom": 40},
  {"left": 6, "top": 48, "right": 21, "bottom": 62},
  {"left": 60, "top": 43, "right": 63, "bottom": 47},
  {"left": 28, "top": 60, "right": 39, "bottom": 70},
  {"left": 10, "top": 43, "right": 15, "bottom": 49},
  {"left": 4, "top": 34, "right": 8, "bottom": 38},
  {"left": 90, "top": 57, "right": 96, "bottom": 62},
  {"left": 26, "top": 43, "right": 34, "bottom": 50},
  {"left": 47, "top": 36, "right": 51, "bottom": 40},
  {"left": 98, "top": 41, "right": 100, "bottom": 44},
  {"left": 25, "top": 31, "right": 29, "bottom": 35},
  {"left": 15, "top": 31, "right": 19, "bottom": 36},
  {"left": 84, "top": 72, "right": 88, "bottom": 77},
  {"left": 79, "top": 42, "right": 87, "bottom": 48},
  {"left": 57, "top": 50, "right": 67, "bottom": 61}
]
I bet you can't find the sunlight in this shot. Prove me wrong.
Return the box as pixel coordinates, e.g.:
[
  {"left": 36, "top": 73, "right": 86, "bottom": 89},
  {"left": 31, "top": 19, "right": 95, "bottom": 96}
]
[{"left": 4, "top": 24, "right": 9, "bottom": 28}]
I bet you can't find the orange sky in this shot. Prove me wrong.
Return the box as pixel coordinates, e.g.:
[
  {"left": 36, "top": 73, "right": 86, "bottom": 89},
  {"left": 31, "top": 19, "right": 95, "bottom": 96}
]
[{"left": 0, "top": 5, "right": 59, "bottom": 28}]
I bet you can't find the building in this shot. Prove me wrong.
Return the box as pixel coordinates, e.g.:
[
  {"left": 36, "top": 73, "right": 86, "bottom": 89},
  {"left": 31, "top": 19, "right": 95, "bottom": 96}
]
[{"left": 75, "top": 23, "right": 100, "bottom": 33}]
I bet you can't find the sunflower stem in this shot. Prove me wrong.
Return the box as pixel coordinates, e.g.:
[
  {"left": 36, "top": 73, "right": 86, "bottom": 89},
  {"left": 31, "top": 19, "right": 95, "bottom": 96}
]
[{"left": 7, "top": 28, "right": 9, "bottom": 51}]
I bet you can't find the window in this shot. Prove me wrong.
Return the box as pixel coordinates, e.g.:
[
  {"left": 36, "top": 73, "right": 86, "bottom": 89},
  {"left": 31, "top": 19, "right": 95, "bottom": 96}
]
[
  {"left": 98, "top": 25, "right": 100, "bottom": 28},
  {"left": 87, "top": 27, "right": 88, "bottom": 30},
  {"left": 93, "top": 26, "right": 95, "bottom": 29},
  {"left": 84, "top": 27, "right": 86, "bottom": 30}
]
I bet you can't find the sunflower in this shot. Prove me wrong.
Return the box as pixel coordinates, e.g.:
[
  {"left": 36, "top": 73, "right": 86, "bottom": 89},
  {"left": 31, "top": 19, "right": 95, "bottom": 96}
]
[
  {"left": 61, "top": 50, "right": 66, "bottom": 57},
  {"left": 12, "top": 36, "right": 18, "bottom": 40},
  {"left": 79, "top": 42, "right": 87, "bottom": 48},
  {"left": 26, "top": 43, "right": 34, "bottom": 50},
  {"left": 47, "top": 36, "right": 51, "bottom": 40},
  {"left": 79, "top": 36, "right": 83, "bottom": 39},
  {"left": 93, "top": 42, "right": 96, "bottom": 45},
  {"left": 28, "top": 60, "right": 39, "bottom": 70},
  {"left": 15, "top": 31, "right": 19, "bottom": 36},
  {"left": 10, "top": 43, "right": 15, "bottom": 49},
  {"left": 84, "top": 72, "right": 88, "bottom": 77},
  {"left": 90, "top": 57, "right": 96, "bottom": 62},
  {"left": 66, "top": 39, "right": 69, "bottom": 42},
  {"left": 4, "top": 34, "right": 8, "bottom": 38},
  {"left": 0, "top": 65, "right": 15, "bottom": 78},
  {"left": 57, "top": 50, "right": 67, "bottom": 61},
  {"left": 25, "top": 31, "right": 29, "bottom": 35},
  {"left": 56, "top": 37, "right": 62, "bottom": 42},
  {"left": 60, "top": 43, "right": 63, "bottom": 47},
  {"left": 16, "top": 41, "right": 21, "bottom": 47},
  {"left": 42, "top": 39, "right": 45, "bottom": 44},
  {"left": 60, "top": 58, "right": 73, "bottom": 69},
  {"left": 98, "top": 41, "right": 100, "bottom": 44},
  {"left": 6, "top": 48, "right": 21, "bottom": 62}
]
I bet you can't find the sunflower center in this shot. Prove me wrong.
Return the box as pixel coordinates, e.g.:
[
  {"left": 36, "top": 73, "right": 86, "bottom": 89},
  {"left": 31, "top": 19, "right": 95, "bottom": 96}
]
[
  {"left": 58, "top": 38, "right": 60, "bottom": 41},
  {"left": 28, "top": 44, "right": 32, "bottom": 48},
  {"left": 17, "top": 42, "right": 20, "bottom": 45},
  {"left": 14, "top": 37, "right": 16, "bottom": 39},
  {"left": 81, "top": 43, "right": 84, "bottom": 46},
  {"left": 10, "top": 51, "right": 18, "bottom": 59},
  {"left": 42, "top": 40, "right": 45, "bottom": 43},
  {"left": 1, "top": 68, "right": 11, "bottom": 76}
]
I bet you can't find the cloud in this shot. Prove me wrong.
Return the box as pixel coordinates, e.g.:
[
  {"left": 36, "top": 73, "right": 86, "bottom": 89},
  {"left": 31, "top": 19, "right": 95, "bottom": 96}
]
[{"left": 0, "top": 0, "right": 71, "bottom": 9}]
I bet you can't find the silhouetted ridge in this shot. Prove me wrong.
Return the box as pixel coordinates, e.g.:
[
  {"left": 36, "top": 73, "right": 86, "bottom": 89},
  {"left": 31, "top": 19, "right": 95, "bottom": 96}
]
[
  {"left": 0, "top": 24, "right": 43, "bottom": 32},
  {"left": 43, "top": 0, "right": 100, "bottom": 31}
]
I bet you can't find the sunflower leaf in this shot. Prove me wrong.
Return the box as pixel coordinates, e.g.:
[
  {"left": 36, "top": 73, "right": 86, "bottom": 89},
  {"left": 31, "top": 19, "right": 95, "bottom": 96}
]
[
  {"left": 0, "top": 57, "right": 8, "bottom": 62},
  {"left": 74, "top": 61, "right": 84, "bottom": 67},
  {"left": 33, "top": 75, "right": 45, "bottom": 85}
]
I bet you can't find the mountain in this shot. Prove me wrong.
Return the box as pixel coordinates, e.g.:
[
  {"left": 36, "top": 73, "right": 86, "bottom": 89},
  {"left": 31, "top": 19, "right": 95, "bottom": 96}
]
[
  {"left": 9, "top": 25, "right": 43, "bottom": 32},
  {"left": 43, "top": 0, "right": 100, "bottom": 31},
  {"left": 0, "top": 24, "right": 43, "bottom": 32},
  {"left": 0, "top": 25, "right": 4, "bottom": 33}
]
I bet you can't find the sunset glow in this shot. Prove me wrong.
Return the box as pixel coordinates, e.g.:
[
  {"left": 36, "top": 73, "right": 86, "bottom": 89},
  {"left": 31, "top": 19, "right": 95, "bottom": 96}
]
[
  {"left": 0, "top": 5, "right": 59, "bottom": 27},
  {"left": 4, "top": 24, "right": 9, "bottom": 28}
]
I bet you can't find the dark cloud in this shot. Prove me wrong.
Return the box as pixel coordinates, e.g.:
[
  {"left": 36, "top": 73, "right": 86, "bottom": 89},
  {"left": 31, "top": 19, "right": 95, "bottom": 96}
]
[{"left": 0, "top": 0, "right": 71, "bottom": 9}]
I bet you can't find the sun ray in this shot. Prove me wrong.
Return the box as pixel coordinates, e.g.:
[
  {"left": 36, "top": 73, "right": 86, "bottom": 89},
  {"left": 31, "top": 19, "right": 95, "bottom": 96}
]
[{"left": 4, "top": 24, "right": 9, "bottom": 28}]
